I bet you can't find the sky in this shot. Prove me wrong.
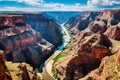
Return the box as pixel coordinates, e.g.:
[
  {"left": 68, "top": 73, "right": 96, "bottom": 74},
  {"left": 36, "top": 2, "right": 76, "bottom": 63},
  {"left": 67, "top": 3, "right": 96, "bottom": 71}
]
[{"left": 0, "top": 0, "right": 120, "bottom": 11}]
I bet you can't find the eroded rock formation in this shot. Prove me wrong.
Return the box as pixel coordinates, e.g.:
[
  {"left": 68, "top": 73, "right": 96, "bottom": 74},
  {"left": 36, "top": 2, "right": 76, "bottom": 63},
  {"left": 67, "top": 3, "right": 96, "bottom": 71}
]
[
  {"left": 52, "top": 9, "right": 120, "bottom": 80},
  {"left": 23, "top": 13, "right": 63, "bottom": 46},
  {"left": 64, "top": 11, "right": 101, "bottom": 34},
  {"left": 104, "top": 23, "right": 120, "bottom": 40},
  {"left": 80, "top": 49, "right": 120, "bottom": 80},
  {"left": 0, "top": 50, "right": 38, "bottom": 80},
  {"left": 55, "top": 33, "right": 112, "bottom": 80},
  {"left": 0, "top": 15, "right": 54, "bottom": 68}
]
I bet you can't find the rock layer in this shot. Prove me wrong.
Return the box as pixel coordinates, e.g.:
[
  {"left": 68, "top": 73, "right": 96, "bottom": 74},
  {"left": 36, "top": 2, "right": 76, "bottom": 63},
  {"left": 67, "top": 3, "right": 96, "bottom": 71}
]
[
  {"left": 0, "top": 50, "right": 38, "bottom": 80},
  {"left": 104, "top": 23, "right": 120, "bottom": 40},
  {"left": 80, "top": 49, "right": 120, "bottom": 80},
  {"left": 55, "top": 33, "right": 112, "bottom": 80},
  {"left": 23, "top": 13, "right": 63, "bottom": 46},
  {"left": 64, "top": 11, "right": 101, "bottom": 34},
  {"left": 0, "top": 15, "right": 54, "bottom": 67}
]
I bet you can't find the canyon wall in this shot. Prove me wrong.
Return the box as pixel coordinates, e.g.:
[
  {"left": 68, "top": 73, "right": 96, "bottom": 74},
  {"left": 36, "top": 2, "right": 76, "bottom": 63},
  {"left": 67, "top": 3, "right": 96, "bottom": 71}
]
[
  {"left": 54, "top": 9, "right": 120, "bottom": 80},
  {"left": 64, "top": 11, "right": 101, "bottom": 34},
  {"left": 0, "top": 50, "right": 38, "bottom": 80},
  {"left": 0, "top": 15, "right": 55, "bottom": 68},
  {"left": 23, "top": 13, "right": 63, "bottom": 46}
]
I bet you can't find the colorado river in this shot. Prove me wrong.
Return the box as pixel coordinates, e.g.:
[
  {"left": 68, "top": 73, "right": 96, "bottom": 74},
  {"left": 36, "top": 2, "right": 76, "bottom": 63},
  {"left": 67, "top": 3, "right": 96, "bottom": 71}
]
[{"left": 39, "top": 23, "right": 71, "bottom": 73}]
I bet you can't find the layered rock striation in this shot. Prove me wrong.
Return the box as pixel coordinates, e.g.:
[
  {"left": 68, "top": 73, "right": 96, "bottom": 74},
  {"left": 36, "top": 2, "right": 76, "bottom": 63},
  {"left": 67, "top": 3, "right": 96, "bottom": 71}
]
[
  {"left": 23, "top": 13, "right": 63, "bottom": 46},
  {"left": 55, "top": 33, "right": 112, "bottom": 80},
  {"left": 0, "top": 50, "right": 38, "bottom": 80},
  {"left": 0, "top": 15, "right": 54, "bottom": 67},
  {"left": 80, "top": 49, "right": 120, "bottom": 80},
  {"left": 64, "top": 11, "right": 101, "bottom": 34},
  {"left": 54, "top": 9, "right": 120, "bottom": 80}
]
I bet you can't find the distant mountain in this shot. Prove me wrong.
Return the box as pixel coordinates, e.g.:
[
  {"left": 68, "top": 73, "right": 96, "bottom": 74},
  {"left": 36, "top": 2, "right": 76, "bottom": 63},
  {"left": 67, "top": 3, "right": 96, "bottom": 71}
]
[{"left": 43, "top": 11, "right": 80, "bottom": 24}]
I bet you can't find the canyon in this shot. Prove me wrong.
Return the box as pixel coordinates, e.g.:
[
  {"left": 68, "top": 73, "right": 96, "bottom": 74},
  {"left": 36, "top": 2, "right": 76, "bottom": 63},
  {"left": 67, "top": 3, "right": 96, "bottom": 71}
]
[
  {"left": 0, "top": 13, "right": 63, "bottom": 69},
  {"left": 53, "top": 9, "right": 120, "bottom": 80},
  {"left": 0, "top": 9, "right": 120, "bottom": 80}
]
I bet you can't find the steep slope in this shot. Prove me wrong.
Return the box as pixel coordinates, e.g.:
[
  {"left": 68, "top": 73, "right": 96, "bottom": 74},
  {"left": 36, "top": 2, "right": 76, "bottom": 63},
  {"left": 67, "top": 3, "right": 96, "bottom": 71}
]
[
  {"left": 104, "top": 23, "right": 120, "bottom": 40},
  {"left": 23, "top": 13, "right": 63, "bottom": 46},
  {"left": 54, "top": 9, "right": 120, "bottom": 80},
  {"left": 81, "top": 49, "right": 120, "bottom": 80},
  {"left": 0, "top": 15, "right": 54, "bottom": 68},
  {"left": 55, "top": 33, "right": 112, "bottom": 80},
  {"left": 64, "top": 11, "right": 101, "bottom": 34},
  {"left": 0, "top": 50, "right": 38, "bottom": 80}
]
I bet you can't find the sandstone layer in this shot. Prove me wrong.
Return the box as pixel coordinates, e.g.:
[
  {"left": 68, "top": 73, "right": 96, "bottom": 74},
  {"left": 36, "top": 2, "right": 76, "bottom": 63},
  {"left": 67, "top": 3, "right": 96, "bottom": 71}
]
[
  {"left": 0, "top": 50, "right": 38, "bottom": 80},
  {"left": 0, "top": 15, "right": 54, "bottom": 68}
]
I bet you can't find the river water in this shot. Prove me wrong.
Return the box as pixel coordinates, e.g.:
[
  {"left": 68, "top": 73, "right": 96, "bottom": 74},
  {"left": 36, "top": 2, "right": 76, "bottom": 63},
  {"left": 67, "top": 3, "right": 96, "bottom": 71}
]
[{"left": 39, "top": 23, "right": 71, "bottom": 72}]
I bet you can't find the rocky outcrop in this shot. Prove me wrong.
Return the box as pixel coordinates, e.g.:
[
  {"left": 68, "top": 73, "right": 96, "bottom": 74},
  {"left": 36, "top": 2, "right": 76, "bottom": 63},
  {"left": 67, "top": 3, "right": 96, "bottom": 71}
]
[
  {"left": 0, "top": 50, "right": 11, "bottom": 80},
  {"left": 23, "top": 13, "right": 63, "bottom": 46},
  {"left": 0, "top": 50, "right": 38, "bottom": 80},
  {"left": 88, "top": 20, "right": 107, "bottom": 33},
  {"left": 0, "top": 15, "right": 54, "bottom": 68},
  {"left": 54, "top": 9, "right": 120, "bottom": 80},
  {"left": 64, "top": 11, "right": 101, "bottom": 34},
  {"left": 55, "top": 33, "right": 112, "bottom": 80},
  {"left": 0, "top": 15, "right": 25, "bottom": 27},
  {"left": 80, "top": 49, "right": 120, "bottom": 80},
  {"left": 104, "top": 23, "right": 120, "bottom": 40}
]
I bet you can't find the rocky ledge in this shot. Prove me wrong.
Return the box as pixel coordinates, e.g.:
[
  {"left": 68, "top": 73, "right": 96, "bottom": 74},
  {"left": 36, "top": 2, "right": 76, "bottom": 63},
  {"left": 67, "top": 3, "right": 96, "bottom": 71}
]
[
  {"left": 55, "top": 33, "right": 112, "bottom": 80},
  {"left": 0, "top": 15, "right": 54, "bottom": 68},
  {"left": 54, "top": 9, "right": 120, "bottom": 80},
  {"left": 0, "top": 50, "right": 38, "bottom": 80}
]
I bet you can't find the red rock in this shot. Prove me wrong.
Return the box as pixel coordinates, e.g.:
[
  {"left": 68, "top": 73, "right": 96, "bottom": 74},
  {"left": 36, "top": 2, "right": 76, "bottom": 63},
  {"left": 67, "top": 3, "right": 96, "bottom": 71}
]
[
  {"left": 56, "top": 33, "right": 112, "bottom": 80},
  {"left": 89, "top": 20, "right": 107, "bottom": 33},
  {"left": 102, "top": 10, "right": 111, "bottom": 17},
  {"left": 0, "top": 50, "right": 12, "bottom": 80},
  {"left": 23, "top": 13, "right": 63, "bottom": 46},
  {"left": 0, "top": 15, "right": 54, "bottom": 67},
  {"left": 80, "top": 50, "right": 120, "bottom": 80},
  {"left": 12, "top": 15, "right": 25, "bottom": 24},
  {"left": 104, "top": 23, "right": 120, "bottom": 40},
  {"left": 0, "top": 16, "right": 15, "bottom": 27},
  {"left": 65, "top": 11, "right": 101, "bottom": 32}
]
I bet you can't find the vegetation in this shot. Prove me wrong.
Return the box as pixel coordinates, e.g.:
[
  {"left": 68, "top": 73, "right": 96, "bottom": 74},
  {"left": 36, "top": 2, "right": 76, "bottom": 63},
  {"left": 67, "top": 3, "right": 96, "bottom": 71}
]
[
  {"left": 52, "top": 53, "right": 62, "bottom": 79},
  {"left": 37, "top": 75, "right": 43, "bottom": 80},
  {"left": 52, "top": 42, "right": 71, "bottom": 79}
]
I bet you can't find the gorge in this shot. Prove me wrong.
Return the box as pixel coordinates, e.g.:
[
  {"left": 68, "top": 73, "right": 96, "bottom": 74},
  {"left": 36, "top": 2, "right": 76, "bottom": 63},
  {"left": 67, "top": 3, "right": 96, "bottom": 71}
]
[{"left": 0, "top": 9, "right": 120, "bottom": 80}]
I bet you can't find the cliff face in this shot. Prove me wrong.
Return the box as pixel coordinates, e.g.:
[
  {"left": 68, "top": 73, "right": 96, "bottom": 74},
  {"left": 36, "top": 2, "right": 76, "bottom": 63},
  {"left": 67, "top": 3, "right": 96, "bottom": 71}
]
[
  {"left": 55, "top": 33, "right": 112, "bottom": 80},
  {"left": 100, "top": 10, "right": 120, "bottom": 40},
  {"left": 54, "top": 9, "right": 120, "bottom": 80},
  {"left": 23, "top": 13, "right": 63, "bottom": 46},
  {"left": 64, "top": 11, "right": 101, "bottom": 34},
  {"left": 0, "top": 15, "right": 54, "bottom": 67},
  {"left": 104, "top": 23, "right": 120, "bottom": 40},
  {"left": 81, "top": 49, "right": 120, "bottom": 80},
  {"left": 0, "top": 50, "right": 37, "bottom": 80}
]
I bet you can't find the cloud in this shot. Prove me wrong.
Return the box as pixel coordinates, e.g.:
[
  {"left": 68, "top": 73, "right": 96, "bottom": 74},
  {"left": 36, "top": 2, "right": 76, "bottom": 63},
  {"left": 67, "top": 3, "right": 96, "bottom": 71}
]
[
  {"left": 0, "top": 7, "right": 41, "bottom": 11},
  {"left": 42, "top": 3, "right": 93, "bottom": 11},
  {"left": 0, "top": 3, "right": 94, "bottom": 11},
  {"left": 17, "top": 0, "right": 44, "bottom": 6},
  {"left": 0, "top": 0, "right": 119, "bottom": 11},
  {"left": 87, "top": 0, "right": 120, "bottom": 6},
  {"left": 0, "top": 0, "right": 44, "bottom": 6}
]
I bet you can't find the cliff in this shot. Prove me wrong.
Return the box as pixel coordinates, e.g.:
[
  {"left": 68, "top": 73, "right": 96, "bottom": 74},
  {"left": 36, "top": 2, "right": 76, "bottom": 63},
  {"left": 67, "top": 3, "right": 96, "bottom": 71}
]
[
  {"left": 54, "top": 9, "right": 120, "bottom": 80},
  {"left": 64, "top": 11, "right": 101, "bottom": 34},
  {"left": 0, "top": 50, "right": 38, "bottom": 80},
  {"left": 0, "top": 14, "right": 54, "bottom": 68},
  {"left": 81, "top": 49, "right": 120, "bottom": 80},
  {"left": 23, "top": 13, "right": 63, "bottom": 46},
  {"left": 55, "top": 33, "right": 112, "bottom": 80}
]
